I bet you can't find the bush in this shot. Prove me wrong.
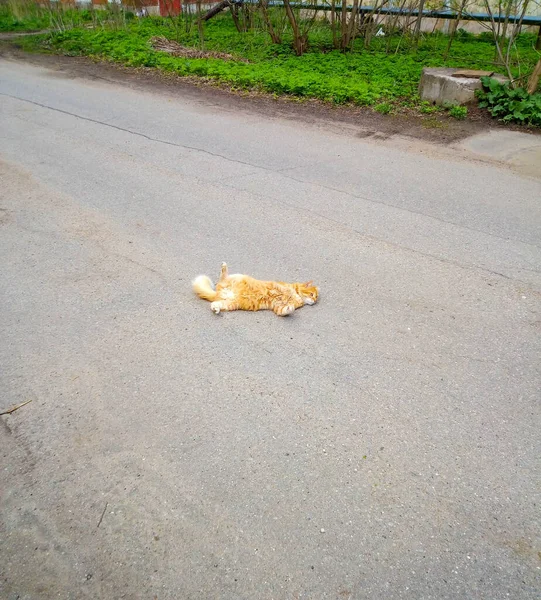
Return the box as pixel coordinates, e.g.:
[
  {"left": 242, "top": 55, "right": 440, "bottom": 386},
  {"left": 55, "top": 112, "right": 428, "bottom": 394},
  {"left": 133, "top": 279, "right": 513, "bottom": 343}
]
[{"left": 477, "top": 76, "right": 541, "bottom": 127}]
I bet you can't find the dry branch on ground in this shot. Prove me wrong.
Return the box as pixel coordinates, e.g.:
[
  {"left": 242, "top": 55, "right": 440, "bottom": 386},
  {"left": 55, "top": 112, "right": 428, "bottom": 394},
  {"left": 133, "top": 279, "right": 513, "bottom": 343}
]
[{"left": 150, "top": 36, "right": 250, "bottom": 63}]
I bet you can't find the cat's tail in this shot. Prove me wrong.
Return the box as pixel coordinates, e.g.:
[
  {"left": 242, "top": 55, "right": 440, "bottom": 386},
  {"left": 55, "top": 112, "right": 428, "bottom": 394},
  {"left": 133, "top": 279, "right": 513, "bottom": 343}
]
[{"left": 192, "top": 275, "right": 217, "bottom": 302}]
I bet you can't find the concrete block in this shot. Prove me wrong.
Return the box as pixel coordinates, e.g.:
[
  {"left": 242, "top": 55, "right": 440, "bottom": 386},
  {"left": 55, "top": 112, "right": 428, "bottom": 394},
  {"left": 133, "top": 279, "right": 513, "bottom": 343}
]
[{"left": 419, "top": 68, "right": 508, "bottom": 106}]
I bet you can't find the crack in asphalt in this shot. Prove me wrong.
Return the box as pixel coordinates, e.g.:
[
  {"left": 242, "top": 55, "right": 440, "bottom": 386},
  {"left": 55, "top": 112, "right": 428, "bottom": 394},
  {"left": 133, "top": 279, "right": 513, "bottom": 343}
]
[{"left": 0, "top": 92, "right": 272, "bottom": 172}]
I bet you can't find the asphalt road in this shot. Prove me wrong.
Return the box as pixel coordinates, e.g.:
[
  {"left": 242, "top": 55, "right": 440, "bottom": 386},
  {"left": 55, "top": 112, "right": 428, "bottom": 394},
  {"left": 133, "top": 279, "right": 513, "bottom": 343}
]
[{"left": 1, "top": 57, "right": 540, "bottom": 600}]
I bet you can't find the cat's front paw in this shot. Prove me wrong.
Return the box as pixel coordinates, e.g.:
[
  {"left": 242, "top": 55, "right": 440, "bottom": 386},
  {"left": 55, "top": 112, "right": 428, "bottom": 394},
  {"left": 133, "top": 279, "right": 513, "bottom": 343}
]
[
  {"left": 211, "top": 302, "right": 221, "bottom": 314},
  {"left": 276, "top": 304, "right": 295, "bottom": 316}
]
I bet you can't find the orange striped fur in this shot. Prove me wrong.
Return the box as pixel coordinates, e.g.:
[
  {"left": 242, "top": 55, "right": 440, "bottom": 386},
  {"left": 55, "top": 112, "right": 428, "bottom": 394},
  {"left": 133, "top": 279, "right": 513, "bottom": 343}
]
[{"left": 193, "top": 263, "right": 318, "bottom": 316}]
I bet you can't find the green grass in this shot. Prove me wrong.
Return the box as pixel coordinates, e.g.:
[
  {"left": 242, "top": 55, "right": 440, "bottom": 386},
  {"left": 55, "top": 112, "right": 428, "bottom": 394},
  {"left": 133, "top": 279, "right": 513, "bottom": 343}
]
[
  {"left": 0, "top": 4, "right": 120, "bottom": 32},
  {"left": 0, "top": 3, "right": 49, "bottom": 31},
  {"left": 13, "top": 14, "right": 541, "bottom": 114},
  {"left": 447, "top": 103, "right": 468, "bottom": 120}
]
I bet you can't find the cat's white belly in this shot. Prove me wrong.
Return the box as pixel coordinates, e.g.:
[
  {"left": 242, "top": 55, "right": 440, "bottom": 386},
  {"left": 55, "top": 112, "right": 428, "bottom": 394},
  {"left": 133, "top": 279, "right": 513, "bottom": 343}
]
[{"left": 221, "top": 288, "right": 235, "bottom": 300}]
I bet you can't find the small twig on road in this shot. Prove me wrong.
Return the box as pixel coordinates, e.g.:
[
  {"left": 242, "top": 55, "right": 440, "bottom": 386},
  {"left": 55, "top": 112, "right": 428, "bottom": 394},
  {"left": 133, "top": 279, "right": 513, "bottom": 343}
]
[
  {"left": 0, "top": 399, "right": 32, "bottom": 416},
  {"left": 97, "top": 502, "right": 108, "bottom": 528}
]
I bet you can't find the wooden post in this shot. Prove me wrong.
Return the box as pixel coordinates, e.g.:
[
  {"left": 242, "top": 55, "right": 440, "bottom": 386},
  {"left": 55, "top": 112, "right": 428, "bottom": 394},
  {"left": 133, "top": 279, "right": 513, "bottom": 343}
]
[
  {"left": 413, "top": 0, "right": 426, "bottom": 45},
  {"left": 527, "top": 57, "right": 541, "bottom": 94}
]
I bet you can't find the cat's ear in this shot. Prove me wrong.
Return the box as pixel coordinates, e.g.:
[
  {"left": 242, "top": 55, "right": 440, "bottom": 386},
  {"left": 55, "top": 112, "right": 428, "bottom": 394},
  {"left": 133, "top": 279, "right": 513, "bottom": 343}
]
[{"left": 303, "top": 280, "right": 313, "bottom": 287}]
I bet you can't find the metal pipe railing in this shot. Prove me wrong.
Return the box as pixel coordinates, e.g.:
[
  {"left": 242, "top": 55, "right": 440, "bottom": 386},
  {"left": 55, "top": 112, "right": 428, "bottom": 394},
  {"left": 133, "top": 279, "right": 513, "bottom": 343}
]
[{"left": 246, "top": 1, "right": 541, "bottom": 26}]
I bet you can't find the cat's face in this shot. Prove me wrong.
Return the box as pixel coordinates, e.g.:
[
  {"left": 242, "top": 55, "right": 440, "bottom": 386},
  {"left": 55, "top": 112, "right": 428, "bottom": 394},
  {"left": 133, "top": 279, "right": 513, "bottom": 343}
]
[{"left": 298, "top": 282, "right": 319, "bottom": 305}]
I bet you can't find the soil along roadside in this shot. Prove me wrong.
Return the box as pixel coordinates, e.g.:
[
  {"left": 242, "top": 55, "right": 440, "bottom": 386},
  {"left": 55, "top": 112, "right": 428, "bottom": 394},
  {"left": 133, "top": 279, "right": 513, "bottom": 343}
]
[{"left": 5, "top": 12, "right": 540, "bottom": 126}]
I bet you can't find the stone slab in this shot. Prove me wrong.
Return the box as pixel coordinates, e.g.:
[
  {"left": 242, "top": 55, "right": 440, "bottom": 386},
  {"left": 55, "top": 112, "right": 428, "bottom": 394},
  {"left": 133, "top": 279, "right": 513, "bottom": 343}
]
[
  {"left": 453, "top": 69, "right": 495, "bottom": 78},
  {"left": 419, "top": 67, "right": 508, "bottom": 106}
]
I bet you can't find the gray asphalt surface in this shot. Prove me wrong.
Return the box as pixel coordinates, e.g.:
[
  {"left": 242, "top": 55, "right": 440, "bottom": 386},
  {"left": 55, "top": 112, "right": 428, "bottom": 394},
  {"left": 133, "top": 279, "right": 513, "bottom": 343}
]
[{"left": 1, "top": 57, "right": 540, "bottom": 600}]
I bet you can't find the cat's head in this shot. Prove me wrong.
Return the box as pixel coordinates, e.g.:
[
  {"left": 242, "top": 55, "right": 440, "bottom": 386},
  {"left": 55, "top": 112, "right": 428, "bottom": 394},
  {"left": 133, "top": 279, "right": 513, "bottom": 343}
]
[{"left": 297, "top": 281, "right": 319, "bottom": 305}]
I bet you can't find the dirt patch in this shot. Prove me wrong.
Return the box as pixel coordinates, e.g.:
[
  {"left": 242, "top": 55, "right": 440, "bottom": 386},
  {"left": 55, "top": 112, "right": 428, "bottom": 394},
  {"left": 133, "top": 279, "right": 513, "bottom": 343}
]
[{"left": 1, "top": 41, "right": 540, "bottom": 146}]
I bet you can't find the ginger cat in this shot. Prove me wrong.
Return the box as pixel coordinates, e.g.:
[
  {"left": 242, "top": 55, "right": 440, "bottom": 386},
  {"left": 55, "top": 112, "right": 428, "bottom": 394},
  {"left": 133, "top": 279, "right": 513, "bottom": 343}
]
[{"left": 193, "top": 263, "right": 318, "bottom": 316}]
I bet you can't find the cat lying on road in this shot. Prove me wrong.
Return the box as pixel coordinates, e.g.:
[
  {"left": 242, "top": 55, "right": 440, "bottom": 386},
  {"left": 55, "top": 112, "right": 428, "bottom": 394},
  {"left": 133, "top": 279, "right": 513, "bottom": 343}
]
[{"left": 193, "top": 263, "right": 318, "bottom": 316}]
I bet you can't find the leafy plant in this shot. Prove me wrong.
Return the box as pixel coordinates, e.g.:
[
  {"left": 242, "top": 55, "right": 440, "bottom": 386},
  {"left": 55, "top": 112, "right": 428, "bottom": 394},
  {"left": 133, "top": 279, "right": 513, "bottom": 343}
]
[
  {"left": 447, "top": 104, "right": 467, "bottom": 119},
  {"left": 420, "top": 101, "right": 439, "bottom": 114},
  {"left": 477, "top": 76, "right": 541, "bottom": 126},
  {"left": 375, "top": 102, "right": 392, "bottom": 114}
]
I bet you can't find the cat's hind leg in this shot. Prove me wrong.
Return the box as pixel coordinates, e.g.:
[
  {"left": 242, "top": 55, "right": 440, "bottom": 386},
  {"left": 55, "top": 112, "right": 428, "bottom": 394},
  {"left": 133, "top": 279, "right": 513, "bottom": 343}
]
[{"left": 218, "top": 262, "right": 229, "bottom": 283}]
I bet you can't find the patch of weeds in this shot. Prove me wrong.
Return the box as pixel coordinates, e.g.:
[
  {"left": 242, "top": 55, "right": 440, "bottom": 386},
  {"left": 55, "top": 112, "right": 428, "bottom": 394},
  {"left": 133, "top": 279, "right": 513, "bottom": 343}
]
[
  {"left": 375, "top": 102, "right": 393, "bottom": 114},
  {"left": 0, "top": 4, "right": 48, "bottom": 32},
  {"left": 420, "top": 101, "right": 439, "bottom": 114},
  {"left": 447, "top": 104, "right": 468, "bottom": 120}
]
